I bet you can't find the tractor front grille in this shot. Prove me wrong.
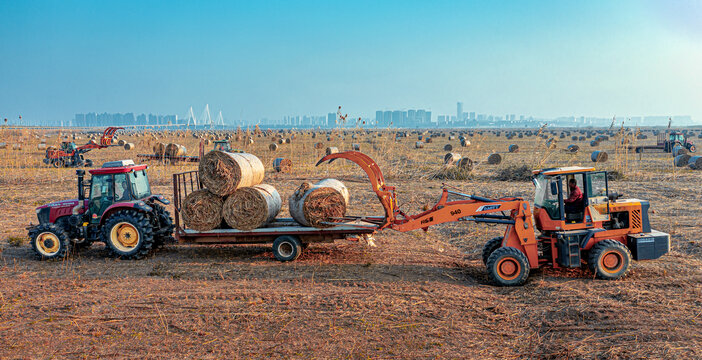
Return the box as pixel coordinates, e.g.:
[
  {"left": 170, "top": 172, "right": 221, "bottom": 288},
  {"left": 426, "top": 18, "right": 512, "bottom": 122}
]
[
  {"left": 631, "top": 209, "right": 642, "bottom": 230},
  {"left": 37, "top": 208, "right": 50, "bottom": 224}
]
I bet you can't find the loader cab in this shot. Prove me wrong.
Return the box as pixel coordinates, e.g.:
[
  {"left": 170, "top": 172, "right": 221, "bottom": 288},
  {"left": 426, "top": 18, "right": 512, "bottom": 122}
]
[
  {"left": 533, "top": 167, "right": 609, "bottom": 232},
  {"left": 87, "top": 160, "right": 151, "bottom": 223}
]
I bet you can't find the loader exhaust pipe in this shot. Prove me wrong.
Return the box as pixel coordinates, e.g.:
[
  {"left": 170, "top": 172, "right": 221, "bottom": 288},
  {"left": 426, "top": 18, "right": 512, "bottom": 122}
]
[{"left": 76, "top": 169, "right": 85, "bottom": 201}]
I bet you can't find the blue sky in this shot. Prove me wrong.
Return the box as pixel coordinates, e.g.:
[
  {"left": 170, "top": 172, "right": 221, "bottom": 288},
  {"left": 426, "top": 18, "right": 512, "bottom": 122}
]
[{"left": 0, "top": 0, "right": 700, "bottom": 125}]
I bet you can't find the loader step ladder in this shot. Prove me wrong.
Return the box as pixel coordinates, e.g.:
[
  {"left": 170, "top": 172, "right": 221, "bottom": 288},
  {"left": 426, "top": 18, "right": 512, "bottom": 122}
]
[{"left": 556, "top": 232, "right": 584, "bottom": 267}]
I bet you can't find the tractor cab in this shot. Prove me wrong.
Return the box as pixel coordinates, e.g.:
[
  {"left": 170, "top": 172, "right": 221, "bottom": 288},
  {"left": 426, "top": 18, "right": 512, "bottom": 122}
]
[
  {"left": 85, "top": 160, "right": 154, "bottom": 224},
  {"left": 532, "top": 167, "right": 614, "bottom": 232},
  {"left": 213, "top": 140, "right": 243, "bottom": 153},
  {"left": 61, "top": 141, "right": 77, "bottom": 152}
]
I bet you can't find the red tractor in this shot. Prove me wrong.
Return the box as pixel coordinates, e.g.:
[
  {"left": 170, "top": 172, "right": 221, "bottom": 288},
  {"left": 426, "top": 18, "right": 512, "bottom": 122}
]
[
  {"left": 43, "top": 127, "right": 123, "bottom": 167},
  {"left": 28, "top": 160, "right": 174, "bottom": 260}
]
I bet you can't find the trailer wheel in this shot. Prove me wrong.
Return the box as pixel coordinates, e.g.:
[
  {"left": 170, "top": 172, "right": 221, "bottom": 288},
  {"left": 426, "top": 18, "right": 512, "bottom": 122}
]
[
  {"left": 486, "top": 247, "right": 530, "bottom": 286},
  {"left": 102, "top": 210, "right": 155, "bottom": 259},
  {"left": 587, "top": 239, "right": 631, "bottom": 280},
  {"left": 635, "top": 146, "right": 643, "bottom": 154},
  {"left": 481, "top": 236, "right": 503, "bottom": 265},
  {"left": 272, "top": 235, "right": 302, "bottom": 262},
  {"left": 29, "top": 224, "right": 71, "bottom": 260}
]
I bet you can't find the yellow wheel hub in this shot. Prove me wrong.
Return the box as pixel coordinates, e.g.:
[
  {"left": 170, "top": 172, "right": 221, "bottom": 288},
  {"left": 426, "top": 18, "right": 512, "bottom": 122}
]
[
  {"left": 36, "top": 232, "right": 60, "bottom": 256},
  {"left": 110, "top": 222, "right": 140, "bottom": 251}
]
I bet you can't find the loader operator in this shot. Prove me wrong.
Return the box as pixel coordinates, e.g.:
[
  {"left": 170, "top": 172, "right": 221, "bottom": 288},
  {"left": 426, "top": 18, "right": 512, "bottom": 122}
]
[{"left": 564, "top": 178, "right": 583, "bottom": 215}]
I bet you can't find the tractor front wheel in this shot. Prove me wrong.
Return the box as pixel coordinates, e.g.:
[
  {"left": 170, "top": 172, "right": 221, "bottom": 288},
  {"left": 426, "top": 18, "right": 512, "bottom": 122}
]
[
  {"left": 588, "top": 240, "right": 632, "bottom": 280},
  {"left": 486, "top": 247, "right": 530, "bottom": 286},
  {"left": 102, "top": 210, "right": 155, "bottom": 260},
  {"left": 481, "top": 236, "right": 503, "bottom": 265},
  {"left": 29, "top": 224, "right": 71, "bottom": 260}
]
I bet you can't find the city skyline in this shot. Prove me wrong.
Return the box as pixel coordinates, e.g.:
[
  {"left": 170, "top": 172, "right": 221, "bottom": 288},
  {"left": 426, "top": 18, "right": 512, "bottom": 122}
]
[{"left": 1, "top": 1, "right": 701, "bottom": 126}]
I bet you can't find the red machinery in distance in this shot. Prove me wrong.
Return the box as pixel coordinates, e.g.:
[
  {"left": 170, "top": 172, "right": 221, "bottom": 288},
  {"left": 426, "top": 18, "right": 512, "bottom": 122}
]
[
  {"left": 44, "top": 127, "right": 123, "bottom": 167},
  {"left": 316, "top": 151, "right": 669, "bottom": 286}
]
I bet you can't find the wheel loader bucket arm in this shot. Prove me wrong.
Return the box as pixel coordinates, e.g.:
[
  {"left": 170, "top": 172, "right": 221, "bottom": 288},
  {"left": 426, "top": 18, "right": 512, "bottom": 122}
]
[{"left": 316, "top": 151, "right": 396, "bottom": 225}]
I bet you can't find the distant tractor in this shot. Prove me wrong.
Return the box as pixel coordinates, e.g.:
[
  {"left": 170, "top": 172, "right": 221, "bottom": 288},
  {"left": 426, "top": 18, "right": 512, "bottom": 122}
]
[
  {"left": 43, "top": 127, "right": 123, "bottom": 167},
  {"left": 28, "top": 160, "right": 174, "bottom": 260},
  {"left": 634, "top": 130, "right": 696, "bottom": 154}
]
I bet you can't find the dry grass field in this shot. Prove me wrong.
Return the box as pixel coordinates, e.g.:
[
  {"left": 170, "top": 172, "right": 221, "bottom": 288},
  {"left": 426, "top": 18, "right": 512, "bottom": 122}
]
[{"left": 1, "top": 126, "right": 701, "bottom": 359}]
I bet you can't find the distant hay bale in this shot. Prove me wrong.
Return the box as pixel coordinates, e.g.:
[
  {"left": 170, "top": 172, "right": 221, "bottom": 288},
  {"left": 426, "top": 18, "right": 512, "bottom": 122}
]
[
  {"left": 182, "top": 189, "right": 223, "bottom": 231},
  {"left": 457, "top": 157, "right": 473, "bottom": 171},
  {"left": 199, "top": 151, "right": 265, "bottom": 196},
  {"left": 165, "top": 143, "right": 186, "bottom": 157},
  {"left": 444, "top": 144, "right": 453, "bottom": 151},
  {"left": 508, "top": 144, "right": 519, "bottom": 153},
  {"left": 590, "top": 140, "right": 599, "bottom": 147},
  {"left": 222, "top": 184, "right": 281, "bottom": 230},
  {"left": 566, "top": 144, "right": 580, "bottom": 153},
  {"left": 12, "top": 144, "right": 22, "bottom": 151},
  {"left": 273, "top": 158, "right": 293, "bottom": 173},
  {"left": 325, "top": 147, "right": 339, "bottom": 155},
  {"left": 460, "top": 139, "right": 470, "bottom": 147},
  {"left": 487, "top": 153, "right": 502, "bottom": 165},
  {"left": 672, "top": 146, "right": 686, "bottom": 156},
  {"left": 314, "top": 142, "right": 324, "bottom": 149},
  {"left": 674, "top": 154, "right": 691, "bottom": 167},
  {"left": 123, "top": 143, "right": 135, "bottom": 150},
  {"left": 289, "top": 179, "right": 349, "bottom": 228},
  {"left": 415, "top": 141, "right": 424, "bottom": 149},
  {"left": 688, "top": 156, "right": 702, "bottom": 170},
  {"left": 37, "top": 143, "right": 47, "bottom": 150},
  {"left": 351, "top": 143, "right": 360, "bottom": 151},
  {"left": 118, "top": 139, "right": 126, "bottom": 146},
  {"left": 591, "top": 150, "right": 608, "bottom": 163},
  {"left": 278, "top": 138, "right": 284, "bottom": 144},
  {"left": 425, "top": 137, "right": 433, "bottom": 143},
  {"left": 152, "top": 142, "right": 166, "bottom": 156},
  {"left": 269, "top": 143, "right": 278, "bottom": 151},
  {"left": 444, "top": 152, "right": 461, "bottom": 165}
]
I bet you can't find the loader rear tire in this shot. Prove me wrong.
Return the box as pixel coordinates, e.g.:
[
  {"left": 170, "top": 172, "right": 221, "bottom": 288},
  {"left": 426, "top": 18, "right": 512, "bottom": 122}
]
[
  {"left": 587, "top": 239, "right": 631, "bottom": 280},
  {"left": 102, "top": 210, "right": 155, "bottom": 260},
  {"left": 482, "top": 237, "right": 503, "bottom": 265},
  {"left": 486, "top": 247, "right": 530, "bottom": 286}
]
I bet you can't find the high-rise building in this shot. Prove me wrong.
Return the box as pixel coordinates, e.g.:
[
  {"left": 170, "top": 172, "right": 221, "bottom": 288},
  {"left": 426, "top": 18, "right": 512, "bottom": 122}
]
[
  {"left": 469, "top": 112, "right": 476, "bottom": 121},
  {"left": 375, "top": 111, "right": 383, "bottom": 126},
  {"left": 457, "top": 102, "right": 463, "bottom": 124}
]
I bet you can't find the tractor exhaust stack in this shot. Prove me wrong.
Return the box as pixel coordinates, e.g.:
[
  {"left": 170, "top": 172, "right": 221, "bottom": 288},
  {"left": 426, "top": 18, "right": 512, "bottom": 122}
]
[{"left": 76, "top": 169, "right": 85, "bottom": 201}]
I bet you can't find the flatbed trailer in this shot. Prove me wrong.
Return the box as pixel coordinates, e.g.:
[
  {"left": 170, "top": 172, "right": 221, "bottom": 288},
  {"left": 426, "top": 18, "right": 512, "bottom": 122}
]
[
  {"left": 172, "top": 170, "right": 377, "bottom": 261},
  {"left": 138, "top": 153, "right": 200, "bottom": 163}
]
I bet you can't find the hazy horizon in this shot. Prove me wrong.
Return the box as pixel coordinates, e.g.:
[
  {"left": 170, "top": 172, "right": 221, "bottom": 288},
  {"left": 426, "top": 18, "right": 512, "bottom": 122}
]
[{"left": 1, "top": 0, "right": 701, "bottom": 125}]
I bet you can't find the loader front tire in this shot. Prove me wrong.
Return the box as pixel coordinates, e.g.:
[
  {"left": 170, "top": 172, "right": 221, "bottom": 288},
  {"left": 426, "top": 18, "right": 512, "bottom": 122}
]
[{"left": 486, "top": 247, "right": 530, "bottom": 286}]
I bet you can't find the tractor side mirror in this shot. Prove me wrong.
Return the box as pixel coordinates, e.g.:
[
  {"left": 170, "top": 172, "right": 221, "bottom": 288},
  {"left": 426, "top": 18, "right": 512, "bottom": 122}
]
[{"left": 550, "top": 181, "right": 558, "bottom": 196}]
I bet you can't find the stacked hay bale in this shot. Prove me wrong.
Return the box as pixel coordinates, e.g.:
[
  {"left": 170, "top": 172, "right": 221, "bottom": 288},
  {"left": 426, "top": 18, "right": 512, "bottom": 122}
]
[
  {"left": 289, "top": 179, "right": 349, "bottom": 228},
  {"left": 165, "top": 143, "right": 186, "bottom": 157},
  {"left": 182, "top": 151, "right": 279, "bottom": 231},
  {"left": 674, "top": 154, "right": 691, "bottom": 167},
  {"left": 688, "top": 156, "right": 702, "bottom": 170}
]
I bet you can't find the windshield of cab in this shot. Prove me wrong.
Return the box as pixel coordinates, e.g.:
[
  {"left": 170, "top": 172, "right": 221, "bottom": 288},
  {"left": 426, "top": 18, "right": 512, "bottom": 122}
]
[
  {"left": 128, "top": 169, "right": 151, "bottom": 199},
  {"left": 533, "top": 174, "right": 561, "bottom": 219}
]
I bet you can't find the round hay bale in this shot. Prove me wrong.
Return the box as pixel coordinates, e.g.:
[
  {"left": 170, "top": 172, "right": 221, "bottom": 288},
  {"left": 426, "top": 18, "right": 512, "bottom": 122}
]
[
  {"left": 425, "top": 137, "right": 433, "bottom": 143},
  {"left": 590, "top": 140, "right": 599, "bottom": 147},
  {"left": 325, "top": 147, "right": 339, "bottom": 155},
  {"left": 118, "top": 139, "right": 126, "bottom": 146},
  {"left": 444, "top": 152, "right": 461, "bottom": 165},
  {"left": 460, "top": 139, "right": 470, "bottom": 147},
  {"left": 688, "top": 156, "right": 702, "bottom": 170},
  {"left": 0, "top": 142, "right": 7, "bottom": 149},
  {"left": 123, "top": 143, "right": 135, "bottom": 150},
  {"left": 269, "top": 143, "right": 278, "bottom": 151},
  {"left": 273, "top": 158, "right": 293, "bottom": 173},
  {"left": 566, "top": 144, "right": 580, "bottom": 153},
  {"left": 181, "top": 189, "right": 223, "bottom": 231},
  {"left": 591, "top": 150, "right": 608, "bottom": 163},
  {"left": 285, "top": 138, "right": 291, "bottom": 144},
  {"left": 289, "top": 179, "right": 349, "bottom": 228},
  {"left": 277, "top": 138, "right": 285, "bottom": 144},
  {"left": 415, "top": 141, "right": 424, "bottom": 149},
  {"left": 672, "top": 145, "right": 686, "bottom": 156},
  {"left": 444, "top": 144, "right": 453, "bottom": 151},
  {"left": 12, "top": 144, "right": 22, "bottom": 151},
  {"left": 457, "top": 157, "right": 473, "bottom": 171},
  {"left": 199, "top": 151, "right": 265, "bottom": 196},
  {"left": 508, "top": 144, "right": 519, "bottom": 153},
  {"left": 674, "top": 154, "right": 691, "bottom": 167},
  {"left": 222, "top": 184, "right": 282, "bottom": 230},
  {"left": 37, "top": 143, "right": 47, "bottom": 150},
  {"left": 314, "top": 142, "right": 324, "bottom": 149},
  {"left": 153, "top": 142, "right": 166, "bottom": 156},
  {"left": 487, "top": 153, "right": 502, "bottom": 165},
  {"left": 165, "top": 143, "right": 186, "bottom": 157},
  {"left": 351, "top": 143, "right": 360, "bottom": 151}
]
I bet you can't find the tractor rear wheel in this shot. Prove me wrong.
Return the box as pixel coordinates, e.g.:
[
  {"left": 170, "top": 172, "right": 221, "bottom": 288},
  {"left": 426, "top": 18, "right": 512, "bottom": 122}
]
[
  {"left": 29, "top": 224, "right": 71, "bottom": 260},
  {"left": 588, "top": 239, "right": 632, "bottom": 280},
  {"left": 482, "top": 236, "right": 504, "bottom": 265},
  {"left": 102, "top": 210, "right": 155, "bottom": 259},
  {"left": 486, "top": 247, "right": 530, "bottom": 286}
]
